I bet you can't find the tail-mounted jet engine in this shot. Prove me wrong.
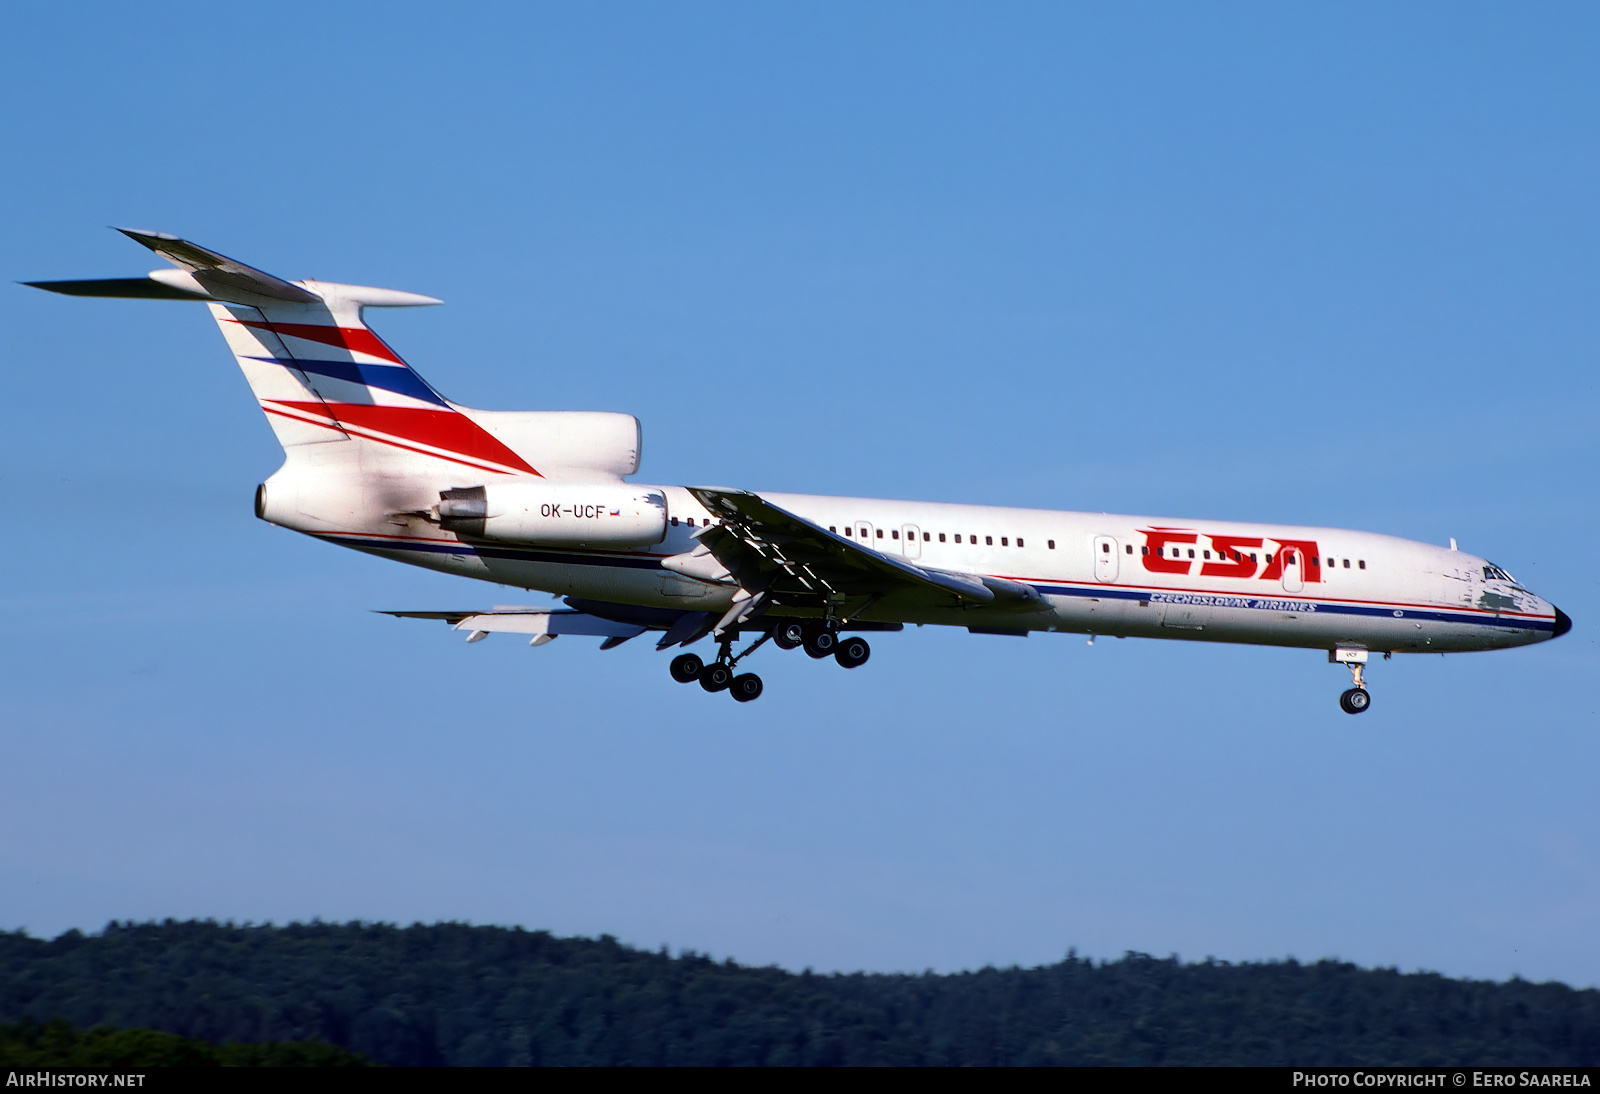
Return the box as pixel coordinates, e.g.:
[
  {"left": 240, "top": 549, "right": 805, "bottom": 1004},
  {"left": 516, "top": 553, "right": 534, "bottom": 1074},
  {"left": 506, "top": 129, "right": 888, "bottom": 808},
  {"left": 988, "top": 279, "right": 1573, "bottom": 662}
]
[{"left": 437, "top": 484, "right": 668, "bottom": 547}]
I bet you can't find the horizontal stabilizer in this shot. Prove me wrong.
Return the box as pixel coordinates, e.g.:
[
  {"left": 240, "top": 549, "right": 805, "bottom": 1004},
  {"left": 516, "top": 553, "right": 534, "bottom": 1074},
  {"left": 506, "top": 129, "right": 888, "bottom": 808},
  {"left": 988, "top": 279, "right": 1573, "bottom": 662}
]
[{"left": 23, "top": 277, "right": 210, "bottom": 300}]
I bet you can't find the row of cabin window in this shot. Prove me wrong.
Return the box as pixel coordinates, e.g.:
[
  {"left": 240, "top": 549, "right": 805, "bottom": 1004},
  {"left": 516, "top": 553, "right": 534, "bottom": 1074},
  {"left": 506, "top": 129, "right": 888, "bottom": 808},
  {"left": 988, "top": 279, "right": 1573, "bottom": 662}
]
[
  {"left": 826, "top": 526, "right": 1060, "bottom": 550},
  {"left": 672, "top": 517, "right": 1367, "bottom": 572},
  {"left": 1153, "top": 546, "right": 1366, "bottom": 569}
]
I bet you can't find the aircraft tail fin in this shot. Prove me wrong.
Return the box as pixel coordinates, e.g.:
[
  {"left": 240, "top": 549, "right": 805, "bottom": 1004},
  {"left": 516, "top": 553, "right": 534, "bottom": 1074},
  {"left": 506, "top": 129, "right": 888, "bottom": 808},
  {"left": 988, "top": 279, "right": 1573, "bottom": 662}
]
[{"left": 27, "top": 230, "right": 541, "bottom": 476}]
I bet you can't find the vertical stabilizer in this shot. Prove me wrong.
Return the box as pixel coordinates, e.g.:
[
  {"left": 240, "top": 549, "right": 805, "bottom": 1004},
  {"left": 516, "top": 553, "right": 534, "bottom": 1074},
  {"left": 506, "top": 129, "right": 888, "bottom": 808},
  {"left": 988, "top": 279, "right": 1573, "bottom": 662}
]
[{"left": 29, "top": 230, "right": 542, "bottom": 477}]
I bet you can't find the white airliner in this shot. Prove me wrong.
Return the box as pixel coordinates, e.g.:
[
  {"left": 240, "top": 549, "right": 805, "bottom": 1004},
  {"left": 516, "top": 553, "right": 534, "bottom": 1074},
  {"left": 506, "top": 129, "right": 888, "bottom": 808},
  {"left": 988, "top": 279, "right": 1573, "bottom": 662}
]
[{"left": 28, "top": 230, "right": 1570, "bottom": 712}]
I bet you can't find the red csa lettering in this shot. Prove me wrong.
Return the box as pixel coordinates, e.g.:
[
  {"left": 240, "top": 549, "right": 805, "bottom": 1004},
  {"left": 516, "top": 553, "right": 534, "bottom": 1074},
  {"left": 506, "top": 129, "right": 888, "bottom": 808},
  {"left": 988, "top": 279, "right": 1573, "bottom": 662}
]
[
  {"left": 1141, "top": 528, "right": 1197, "bottom": 574},
  {"left": 1203, "top": 535, "right": 1264, "bottom": 579},
  {"left": 1259, "top": 538, "right": 1321, "bottom": 583}
]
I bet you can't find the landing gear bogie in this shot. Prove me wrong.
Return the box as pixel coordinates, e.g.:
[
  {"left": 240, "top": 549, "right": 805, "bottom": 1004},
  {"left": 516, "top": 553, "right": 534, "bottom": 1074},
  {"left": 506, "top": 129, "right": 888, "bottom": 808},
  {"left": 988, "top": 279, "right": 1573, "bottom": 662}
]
[{"left": 670, "top": 621, "right": 875, "bottom": 702}]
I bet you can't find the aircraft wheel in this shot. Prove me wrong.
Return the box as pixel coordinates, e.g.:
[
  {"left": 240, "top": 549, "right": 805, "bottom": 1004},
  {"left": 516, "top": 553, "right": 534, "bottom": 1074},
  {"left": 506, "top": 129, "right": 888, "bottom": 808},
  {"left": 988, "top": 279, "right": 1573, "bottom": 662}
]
[
  {"left": 1339, "top": 688, "right": 1371, "bottom": 715},
  {"left": 773, "top": 622, "right": 805, "bottom": 650},
  {"left": 699, "top": 663, "right": 734, "bottom": 692},
  {"left": 729, "top": 673, "right": 764, "bottom": 702},
  {"left": 669, "top": 653, "right": 704, "bottom": 683},
  {"left": 803, "top": 630, "right": 838, "bottom": 659},
  {"left": 834, "top": 636, "right": 871, "bottom": 669}
]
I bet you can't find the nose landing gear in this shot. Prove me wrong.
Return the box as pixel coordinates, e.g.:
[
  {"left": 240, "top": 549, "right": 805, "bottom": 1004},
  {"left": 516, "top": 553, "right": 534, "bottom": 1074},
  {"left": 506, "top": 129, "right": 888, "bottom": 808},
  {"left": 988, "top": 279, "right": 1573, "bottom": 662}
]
[{"left": 1331, "top": 649, "right": 1372, "bottom": 715}]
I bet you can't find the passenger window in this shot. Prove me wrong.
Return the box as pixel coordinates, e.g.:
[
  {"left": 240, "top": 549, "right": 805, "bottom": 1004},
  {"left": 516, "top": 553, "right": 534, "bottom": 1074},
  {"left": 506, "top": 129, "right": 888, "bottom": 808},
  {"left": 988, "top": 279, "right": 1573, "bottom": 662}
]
[
  {"left": 844, "top": 527, "right": 852, "bottom": 536},
  {"left": 1124, "top": 545, "right": 1131, "bottom": 554},
  {"left": 1249, "top": 553, "right": 1257, "bottom": 563},
  {"left": 985, "top": 536, "right": 993, "bottom": 546},
  {"left": 1343, "top": 559, "right": 1350, "bottom": 569},
  {"left": 939, "top": 533, "right": 946, "bottom": 542},
  {"left": 1102, "top": 542, "right": 1110, "bottom": 553},
  {"left": 1050, "top": 540, "right": 1057, "bottom": 550},
  {"left": 876, "top": 529, "right": 883, "bottom": 538},
  {"left": 1359, "top": 560, "right": 1366, "bottom": 570},
  {"left": 1310, "top": 557, "right": 1318, "bottom": 567},
  {"left": 1016, "top": 538, "right": 1023, "bottom": 547},
  {"left": 1001, "top": 537, "right": 1008, "bottom": 547},
  {"left": 1203, "top": 550, "right": 1211, "bottom": 559},
  {"left": 671, "top": 516, "right": 679, "bottom": 527},
  {"left": 924, "top": 532, "right": 931, "bottom": 541},
  {"left": 1187, "top": 549, "right": 1196, "bottom": 559},
  {"left": 1265, "top": 553, "right": 1272, "bottom": 563},
  {"left": 954, "top": 534, "right": 961, "bottom": 543},
  {"left": 829, "top": 525, "right": 836, "bottom": 532},
  {"left": 892, "top": 530, "right": 899, "bottom": 539}
]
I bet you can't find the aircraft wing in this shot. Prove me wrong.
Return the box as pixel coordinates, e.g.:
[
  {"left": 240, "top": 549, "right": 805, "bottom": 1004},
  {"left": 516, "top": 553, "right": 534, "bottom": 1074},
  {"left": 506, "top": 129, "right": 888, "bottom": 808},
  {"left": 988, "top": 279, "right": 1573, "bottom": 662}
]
[
  {"left": 688, "top": 486, "right": 1044, "bottom": 618},
  {"left": 381, "top": 607, "right": 647, "bottom": 648}
]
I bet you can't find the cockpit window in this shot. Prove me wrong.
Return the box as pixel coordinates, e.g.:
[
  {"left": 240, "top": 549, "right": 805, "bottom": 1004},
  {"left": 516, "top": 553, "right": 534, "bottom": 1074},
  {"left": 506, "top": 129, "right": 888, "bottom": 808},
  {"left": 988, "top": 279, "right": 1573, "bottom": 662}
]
[{"left": 1483, "top": 563, "right": 1516, "bottom": 583}]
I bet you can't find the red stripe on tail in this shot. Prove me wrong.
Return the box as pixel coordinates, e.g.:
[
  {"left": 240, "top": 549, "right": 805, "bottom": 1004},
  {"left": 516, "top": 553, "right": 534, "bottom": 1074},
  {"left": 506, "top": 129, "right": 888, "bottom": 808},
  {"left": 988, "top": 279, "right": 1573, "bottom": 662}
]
[
  {"left": 236, "top": 320, "right": 406, "bottom": 365},
  {"left": 276, "top": 401, "right": 540, "bottom": 475}
]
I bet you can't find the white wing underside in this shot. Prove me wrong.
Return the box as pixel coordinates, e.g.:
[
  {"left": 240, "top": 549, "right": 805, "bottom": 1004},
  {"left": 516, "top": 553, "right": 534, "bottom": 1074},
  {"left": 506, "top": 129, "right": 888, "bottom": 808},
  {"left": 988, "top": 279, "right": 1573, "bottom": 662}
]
[{"left": 382, "top": 607, "right": 646, "bottom": 648}]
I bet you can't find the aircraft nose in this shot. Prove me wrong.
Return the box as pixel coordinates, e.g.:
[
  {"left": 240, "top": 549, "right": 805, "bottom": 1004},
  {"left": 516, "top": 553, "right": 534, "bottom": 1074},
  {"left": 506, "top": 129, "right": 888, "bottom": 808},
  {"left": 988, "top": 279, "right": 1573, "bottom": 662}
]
[{"left": 1553, "top": 607, "right": 1572, "bottom": 638}]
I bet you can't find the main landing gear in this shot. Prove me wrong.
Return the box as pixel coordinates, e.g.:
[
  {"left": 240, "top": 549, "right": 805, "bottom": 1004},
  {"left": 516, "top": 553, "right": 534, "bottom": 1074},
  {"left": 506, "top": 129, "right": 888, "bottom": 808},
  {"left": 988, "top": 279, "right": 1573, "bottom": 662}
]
[
  {"left": 666, "top": 622, "right": 872, "bottom": 702},
  {"left": 1332, "top": 649, "right": 1374, "bottom": 715}
]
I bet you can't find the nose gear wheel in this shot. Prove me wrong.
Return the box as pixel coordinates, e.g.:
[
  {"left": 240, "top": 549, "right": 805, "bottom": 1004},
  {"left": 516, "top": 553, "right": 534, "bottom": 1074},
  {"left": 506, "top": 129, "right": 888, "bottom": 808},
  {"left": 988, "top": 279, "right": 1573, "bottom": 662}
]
[{"left": 1340, "top": 688, "right": 1371, "bottom": 714}]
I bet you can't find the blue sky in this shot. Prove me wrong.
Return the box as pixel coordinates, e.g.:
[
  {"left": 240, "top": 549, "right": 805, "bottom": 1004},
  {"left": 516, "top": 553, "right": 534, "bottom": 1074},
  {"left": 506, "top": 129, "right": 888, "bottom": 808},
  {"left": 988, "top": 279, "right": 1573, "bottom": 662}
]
[{"left": 3, "top": 2, "right": 1598, "bottom": 986}]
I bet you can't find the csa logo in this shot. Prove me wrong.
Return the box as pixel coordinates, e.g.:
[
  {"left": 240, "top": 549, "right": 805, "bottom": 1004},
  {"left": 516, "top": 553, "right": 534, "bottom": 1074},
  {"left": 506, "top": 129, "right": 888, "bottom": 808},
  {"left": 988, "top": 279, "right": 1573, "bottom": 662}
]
[{"left": 1140, "top": 527, "right": 1322, "bottom": 583}]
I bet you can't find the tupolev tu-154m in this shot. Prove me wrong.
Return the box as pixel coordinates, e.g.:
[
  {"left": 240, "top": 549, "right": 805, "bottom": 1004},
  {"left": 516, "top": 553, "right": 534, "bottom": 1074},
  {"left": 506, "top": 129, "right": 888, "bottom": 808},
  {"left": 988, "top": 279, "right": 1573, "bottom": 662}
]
[{"left": 27, "top": 230, "right": 1571, "bottom": 712}]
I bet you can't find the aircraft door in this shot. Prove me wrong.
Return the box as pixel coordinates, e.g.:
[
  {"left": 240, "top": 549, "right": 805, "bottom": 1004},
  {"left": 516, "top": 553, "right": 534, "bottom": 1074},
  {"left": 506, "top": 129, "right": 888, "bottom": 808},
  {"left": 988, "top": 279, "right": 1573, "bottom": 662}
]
[
  {"left": 855, "top": 522, "right": 874, "bottom": 549},
  {"left": 1094, "top": 536, "right": 1119, "bottom": 583},
  {"left": 902, "top": 524, "right": 922, "bottom": 559},
  {"left": 1281, "top": 548, "right": 1305, "bottom": 593}
]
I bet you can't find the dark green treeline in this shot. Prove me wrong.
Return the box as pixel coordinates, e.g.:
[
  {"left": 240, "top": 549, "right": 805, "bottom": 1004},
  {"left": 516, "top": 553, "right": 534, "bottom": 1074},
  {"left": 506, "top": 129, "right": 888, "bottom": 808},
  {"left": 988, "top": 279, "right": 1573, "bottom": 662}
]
[
  {"left": 1, "top": 921, "right": 1595, "bottom": 1066},
  {"left": 0, "top": 1018, "right": 368, "bottom": 1067}
]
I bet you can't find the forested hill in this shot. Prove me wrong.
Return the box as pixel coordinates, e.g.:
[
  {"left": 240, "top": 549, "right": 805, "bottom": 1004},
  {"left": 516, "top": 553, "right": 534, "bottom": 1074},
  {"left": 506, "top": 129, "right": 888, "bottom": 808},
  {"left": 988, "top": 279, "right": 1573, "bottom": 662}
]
[{"left": 1, "top": 922, "right": 1596, "bottom": 1066}]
